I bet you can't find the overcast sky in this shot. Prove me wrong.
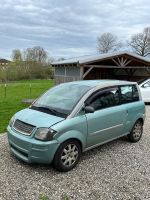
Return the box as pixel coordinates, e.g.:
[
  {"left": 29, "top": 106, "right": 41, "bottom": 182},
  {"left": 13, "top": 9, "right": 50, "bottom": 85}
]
[{"left": 0, "top": 0, "right": 150, "bottom": 60}]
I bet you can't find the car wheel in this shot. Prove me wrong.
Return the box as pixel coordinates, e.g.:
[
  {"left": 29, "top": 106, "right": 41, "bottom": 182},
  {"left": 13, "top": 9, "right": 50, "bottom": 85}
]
[
  {"left": 128, "top": 120, "right": 143, "bottom": 143},
  {"left": 53, "top": 140, "right": 81, "bottom": 172}
]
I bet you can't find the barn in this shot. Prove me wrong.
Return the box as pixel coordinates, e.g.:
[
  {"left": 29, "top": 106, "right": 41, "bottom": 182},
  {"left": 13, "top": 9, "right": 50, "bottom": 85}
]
[{"left": 52, "top": 52, "right": 150, "bottom": 85}]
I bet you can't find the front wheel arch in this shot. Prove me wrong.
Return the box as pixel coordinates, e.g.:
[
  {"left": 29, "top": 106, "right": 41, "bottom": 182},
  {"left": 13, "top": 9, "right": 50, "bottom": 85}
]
[
  {"left": 137, "top": 118, "right": 144, "bottom": 125},
  {"left": 53, "top": 139, "right": 82, "bottom": 172},
  {"left": 56, "top": 138, "right": 83, "bottom": 153},
  {"left": 62, "top": 138, "right": 83, "bottom": 151},
  {"left": 55, "top": 130, "right": 86, "bottom": 151}
]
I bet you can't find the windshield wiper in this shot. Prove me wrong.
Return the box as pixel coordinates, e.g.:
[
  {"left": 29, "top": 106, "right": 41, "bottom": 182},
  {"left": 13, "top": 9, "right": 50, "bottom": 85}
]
[
  {"left": 30, "top": 105, "right": 67, "bottom": 117},
  {"left": 33, "top": 106, "right": 58, "bottom": 114}
]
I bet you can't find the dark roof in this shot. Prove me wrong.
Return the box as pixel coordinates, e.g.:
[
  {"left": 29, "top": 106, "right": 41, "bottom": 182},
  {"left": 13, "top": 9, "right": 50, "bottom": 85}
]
[{"left": 0, "top": 59, "right": 10, "bottom": 63}]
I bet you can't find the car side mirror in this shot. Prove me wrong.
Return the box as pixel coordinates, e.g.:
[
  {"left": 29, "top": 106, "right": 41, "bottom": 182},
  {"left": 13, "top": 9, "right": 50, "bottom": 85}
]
[{"left": 84, "top": 106, "right": 95, "bottom": 113}]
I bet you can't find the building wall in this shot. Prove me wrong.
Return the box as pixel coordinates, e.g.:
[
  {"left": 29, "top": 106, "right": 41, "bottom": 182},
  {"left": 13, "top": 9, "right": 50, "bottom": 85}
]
[
  {"left": 54, "top": 66, "right": 150, "bottom": 84},
  {"left": 55, "top": 66, "right": 81, "bottom": 84}
]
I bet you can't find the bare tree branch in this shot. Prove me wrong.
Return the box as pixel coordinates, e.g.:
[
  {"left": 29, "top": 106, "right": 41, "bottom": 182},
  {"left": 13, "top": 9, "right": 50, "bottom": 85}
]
[
  {"left": 97, "top": 32, "right": 122, "bottom": 54},
  {"left": 128, "top": 27, "right": 150, "bottom": 57}
]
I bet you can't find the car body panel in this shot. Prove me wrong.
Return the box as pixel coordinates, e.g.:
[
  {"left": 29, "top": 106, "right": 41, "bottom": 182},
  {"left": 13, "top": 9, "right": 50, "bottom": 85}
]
[
  {"left": 138, "top": 79, "right": 150, "bottom": 102},
  {"left": 7, "top": 80, "right": 145, "bottom": 165},
  {"left": 52, "top": 114, "right": 88, "bottom": 149},
  {"left": 86, "top": 105, "right": 127, "bottom": 147},
  {"left": 7, "top": 126, "right": 60, "bottom": 164},
  {"left": 122, "top": 101, "right": 145, "bottom": 133},
  {"left": 14, "top": 108, "right": 64, "bottom": 128}
]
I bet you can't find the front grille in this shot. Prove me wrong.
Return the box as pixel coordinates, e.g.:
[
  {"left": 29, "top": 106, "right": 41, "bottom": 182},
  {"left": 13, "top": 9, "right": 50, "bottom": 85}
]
[{"left": 13, "top": 119, "right": 36, "bottom": 135}]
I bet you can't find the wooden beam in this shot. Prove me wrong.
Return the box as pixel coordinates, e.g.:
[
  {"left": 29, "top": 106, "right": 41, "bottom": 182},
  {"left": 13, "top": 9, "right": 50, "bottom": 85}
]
[
  {"left": 122, "top": 57, "right": 127, "bottom": 65},
  {"left": 124, "top": 59, "right": 132, "bottom": 66},
  {"left": 64, "top": 66, "right": 67, "bottom": 77},
  {"left": 82, "top": 66, "right": 94, "bottom": 79},
  {"left": 145, "top": 68, "right": 150, "bottom": 75},
  {"left": 112, "top": 56, "right": 132, "bottom": 67},
  {"left": 80, "top": 65, "right": 84, "bottom": 80},
  {"left": 83, "top": 65, "right": 150, "bottom": 69},
  {"left": 117, "top": 57, "right": 122, "bottom": 66},
  {"left": 112, "top": 58, "right": 120, "bottom": 66}
]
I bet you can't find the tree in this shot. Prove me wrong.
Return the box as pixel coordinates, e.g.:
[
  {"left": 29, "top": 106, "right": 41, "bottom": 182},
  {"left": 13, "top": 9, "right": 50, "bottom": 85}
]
[
  {"left": 97, "top": 32, "right": 122, "bottom": 54},
  {"left": 57, "top": 58, "right": 65, "bottom": 61},
  {"left": 23, "top": 46, "right": 48, "bottom": 64},
  {"left": 128, "top": 27, "right": 150, "bottom": 57},
  {"left": 7, "top": 46, "right": 54, "bottom": 81},
  {"left": 11, "top": 49, "right": 22, "bottom": 62}
]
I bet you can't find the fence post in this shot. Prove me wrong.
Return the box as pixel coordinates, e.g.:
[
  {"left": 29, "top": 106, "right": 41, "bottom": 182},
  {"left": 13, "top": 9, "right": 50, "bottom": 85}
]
[
  {"left": 30, "top": 84, "right": 31, "bottom": 98},
  {"left": 4, "top": 84, "right": 7, "bottom": 97}
]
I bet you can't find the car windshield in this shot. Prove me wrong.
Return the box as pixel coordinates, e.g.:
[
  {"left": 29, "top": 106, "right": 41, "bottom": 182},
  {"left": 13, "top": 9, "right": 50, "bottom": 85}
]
[{"left": 31, "top": 83, "right": 91, "bottom": 117}]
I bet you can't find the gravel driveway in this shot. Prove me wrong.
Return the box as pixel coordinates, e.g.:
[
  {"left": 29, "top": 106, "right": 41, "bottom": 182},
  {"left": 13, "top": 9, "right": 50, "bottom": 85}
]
[{"left": 0, "top": 107, "right": 150, "bottom": 200}]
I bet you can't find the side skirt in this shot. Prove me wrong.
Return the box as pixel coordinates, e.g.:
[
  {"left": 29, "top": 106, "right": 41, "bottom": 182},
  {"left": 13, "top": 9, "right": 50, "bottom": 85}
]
[{"left": 83, "top": 132, "right": 129, "bottom": 152}]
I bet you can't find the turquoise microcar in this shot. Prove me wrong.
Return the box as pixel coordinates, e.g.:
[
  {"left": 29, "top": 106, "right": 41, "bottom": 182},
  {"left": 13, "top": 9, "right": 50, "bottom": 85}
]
[{"left": 7, "top": 80, "right": 145, "bottom": 171}]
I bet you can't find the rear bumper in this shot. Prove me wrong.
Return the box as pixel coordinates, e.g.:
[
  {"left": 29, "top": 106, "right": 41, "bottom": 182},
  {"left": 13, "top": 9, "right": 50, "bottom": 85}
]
[{"left": 7, "top": 126, "right": 60, "bottom": 164}]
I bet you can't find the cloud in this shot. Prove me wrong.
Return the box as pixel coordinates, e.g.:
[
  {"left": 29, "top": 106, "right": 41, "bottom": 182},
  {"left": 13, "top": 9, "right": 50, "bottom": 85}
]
[{"left": 0, "top": 0, "right": 150, "bottom": 59}]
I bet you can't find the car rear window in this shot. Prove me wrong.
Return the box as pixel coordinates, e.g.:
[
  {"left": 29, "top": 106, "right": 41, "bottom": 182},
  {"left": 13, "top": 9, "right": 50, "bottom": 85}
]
[{"left": 120, "top": 85, "right": 139, "bottom": 104}]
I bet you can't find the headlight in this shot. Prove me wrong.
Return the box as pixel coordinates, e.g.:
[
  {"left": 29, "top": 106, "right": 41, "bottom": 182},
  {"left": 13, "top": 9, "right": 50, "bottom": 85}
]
[
  {"left": 34, "top": 128, "right": 57, "bottom": 141},
  {"left": 9, "top": 116, "right": 15, "bottom": 127}
]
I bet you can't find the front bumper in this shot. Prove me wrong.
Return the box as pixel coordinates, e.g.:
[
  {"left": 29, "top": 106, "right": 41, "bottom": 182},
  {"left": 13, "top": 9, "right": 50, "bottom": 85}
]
[{"left": 7, "top": 126, "right": 60, "bottom": 164}]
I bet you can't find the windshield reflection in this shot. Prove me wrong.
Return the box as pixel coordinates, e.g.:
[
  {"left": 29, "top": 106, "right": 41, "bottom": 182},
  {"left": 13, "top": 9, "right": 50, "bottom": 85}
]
[{"left": 31, "top": 83, "right": 91, "bottom": 117}]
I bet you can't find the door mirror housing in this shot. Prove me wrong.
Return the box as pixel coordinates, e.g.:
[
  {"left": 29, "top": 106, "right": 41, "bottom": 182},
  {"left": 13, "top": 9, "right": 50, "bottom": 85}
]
[{"left": 84, "top": 106, "right": 95, "bottom": 113}]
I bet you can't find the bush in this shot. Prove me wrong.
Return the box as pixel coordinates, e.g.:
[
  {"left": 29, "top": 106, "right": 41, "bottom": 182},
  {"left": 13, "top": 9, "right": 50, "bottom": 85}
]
[{"left": 0, "top": 61, "right": 54, "bottom": 82}]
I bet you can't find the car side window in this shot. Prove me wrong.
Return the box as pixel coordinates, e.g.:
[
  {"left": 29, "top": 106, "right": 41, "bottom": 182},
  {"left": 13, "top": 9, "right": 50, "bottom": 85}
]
[
  {"left": 120, "top": 85, "right": 139, "bottom": 103},
  {"left": 87, "top": 87, "right": 119, "bottom": 111},
  {"left": 143, "top": 81, "right": 150, "bottom": 88}
]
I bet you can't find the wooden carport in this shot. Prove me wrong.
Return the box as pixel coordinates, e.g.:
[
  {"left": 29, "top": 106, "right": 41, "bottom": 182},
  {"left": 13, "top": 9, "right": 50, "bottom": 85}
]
[{"left": 52, "top": 52, "right": 150, "bottom": 84}]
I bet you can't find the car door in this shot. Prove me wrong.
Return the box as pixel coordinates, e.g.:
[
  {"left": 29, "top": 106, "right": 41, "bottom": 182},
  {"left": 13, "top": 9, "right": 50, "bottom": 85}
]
[
  {"left": 85, "top": 87, "right": 127, "bottom": 148},
  {"left": 140, "top": 80, "right": 150, "bottom": 102},
  {"left": 119, "top": 84, "right": 145, "bottom": 134}
]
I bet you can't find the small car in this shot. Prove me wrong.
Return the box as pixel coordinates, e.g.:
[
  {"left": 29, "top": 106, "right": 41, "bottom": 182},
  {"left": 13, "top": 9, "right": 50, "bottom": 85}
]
[
  {"left": 7, "top": 80, "right": 145, "bottom": 172},
  {"left": 138, "top": 78, "right": 150, "bottom": 103}
]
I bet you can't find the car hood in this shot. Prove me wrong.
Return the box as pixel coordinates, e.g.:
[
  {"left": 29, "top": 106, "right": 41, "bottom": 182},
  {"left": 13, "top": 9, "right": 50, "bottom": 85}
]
[{"left": 14, "top": 108, "right": 65, "bottom": 128}]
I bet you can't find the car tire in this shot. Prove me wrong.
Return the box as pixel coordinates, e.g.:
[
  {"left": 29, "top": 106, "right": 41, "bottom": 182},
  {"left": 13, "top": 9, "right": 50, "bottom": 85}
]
[
  {"left": 53, "top": 139, "right": 81, "bottom": 172},
  {"left": 128, "top": 120, "right": 143, "bottom": 143}
]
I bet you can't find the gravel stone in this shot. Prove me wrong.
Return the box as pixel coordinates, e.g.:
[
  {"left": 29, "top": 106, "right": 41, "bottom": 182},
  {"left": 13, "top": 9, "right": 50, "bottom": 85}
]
[{"left": 0, "top": 106, "right": 150, "bottom": 200}]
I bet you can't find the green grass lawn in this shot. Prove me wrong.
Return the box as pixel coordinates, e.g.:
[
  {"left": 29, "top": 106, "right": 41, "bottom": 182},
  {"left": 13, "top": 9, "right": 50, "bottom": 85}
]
[{"left": 0, "top": 79, "right": 54, "bottom": 133}]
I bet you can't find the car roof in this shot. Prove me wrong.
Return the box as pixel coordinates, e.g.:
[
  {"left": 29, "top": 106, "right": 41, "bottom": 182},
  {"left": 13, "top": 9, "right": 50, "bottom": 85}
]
[{"left": 60, "top": 80, "right": 136, "bottom": 88}]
